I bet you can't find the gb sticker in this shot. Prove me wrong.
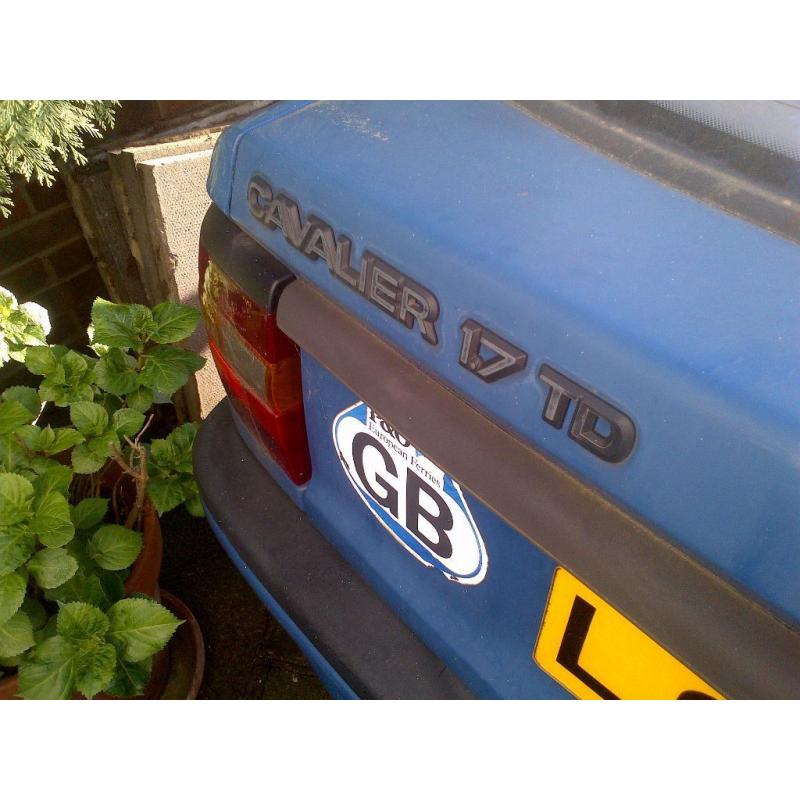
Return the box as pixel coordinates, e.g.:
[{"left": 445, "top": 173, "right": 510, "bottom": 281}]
[{"left": 332, "top": 401, "right": 488, "bottom": 585}]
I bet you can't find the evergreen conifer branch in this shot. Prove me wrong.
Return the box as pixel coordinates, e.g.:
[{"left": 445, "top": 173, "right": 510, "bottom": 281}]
[{"left": 0, "top": 100, "right": 119, "bottom": 217}]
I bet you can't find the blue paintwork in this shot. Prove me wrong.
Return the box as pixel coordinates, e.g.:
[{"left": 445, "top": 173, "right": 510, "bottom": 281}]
[
  {"left": 206, "top": 101, "right": 800, "bottom": 696},
  {"left": 204, "top": 505, "right": 358, "bottom": 699},
  {"left": 207, "top": 101, "right": 315, "bottom": 215},
  {"left": 300, "top": 352, "right": 570, "bottom": 698}
]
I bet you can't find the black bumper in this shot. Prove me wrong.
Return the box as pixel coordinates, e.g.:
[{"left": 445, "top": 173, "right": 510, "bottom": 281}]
[{"left": 194, "top": 400, "right": 475, "bottom": 699}]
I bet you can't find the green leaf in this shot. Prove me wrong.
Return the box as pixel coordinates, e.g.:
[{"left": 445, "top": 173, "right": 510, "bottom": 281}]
[
  {"left": 0, "top": 436, "right": 28, "bottom": 475},
  {"left": 75, "top": 642, "right": 117, "bottom": 698},
  {"left": 139, "top": 345, "right": 205, "bottom": 396},
  {"left": 150, "top": 422, "right": 197, "bottom": 472},
  {"left": 32, "top": 463, "right": 73, "bottom": 498},
  {"left": 24, "top": 345, "right": 57, "bottom": 376},
  {"left": 25, "top": 455, "right": 51, "bottom": 477},
  {"left": 35, "top": 618, "right": 58, "bottom": 649},
  {"left": 150, "top": 302, "right": 201, "bottom": 344},
  {"left": 22, "top": 597, "right": 47, "bottom": 631},
  {"left": 96, "top": 570, "right": 126, "bottom": 608},
  {"left": 148, "top": 477, "right": 186, "bottom": 515},
  {"left": 69, "top": 401, "right": 109, "bottom": 437},
  {"left": 0, "top": 526, "right": 36, "bottom": 576},
  {"left": 17, "top": 300, "right": 50, "bottom": 339},
  {"left": 28, "top": 547, "right": 78, "bottom": 589},
  {"left": 0, "top": 571, "right": 26, "bottom": 626},
  {"left": 15, "top": 424, "right": 45, "bottom": 451},
  {"left": 71, "top": 441, "right": 109, "bottom": 474},
  {"left": 2, "top": 386, "right": 41, "bottom": 416},
  {"left": 32, "top": 490, "right": 75, "bottom": 548},
  {"left": 106, "top": 655, "right": 152, "bottom": 698},
  {"left": 185, "top": 494, "right": 205, "bottom": 518},
  {"left": 94, "top": 347, "right": 139, "bottom": 395},
  {"left": 45, "top": 569, "right": 123, "bottom": 611},
  {"left": 0, "top": 286, "right": 14, "bottom": 313},
  {"left": 148, "top": 423, "right": 199, "bottom": 515},
  {"left": 64, "top": 348, "right": 92, "bottom": 374},
  {"left": 89, "top": 432, "right": 119, "bottom": 463},
  {"left": 0, "top": 398, "right": 36, "bottom": 434},
  {"left": 22, "top": 425, "right": 49, "bottom": 452},
  {"left": 57, "top": 602, "right": 110, "bottom": 643},
  {"left": 108, "top": 597, "right": 181, "bottom": 662},
  {"left": 70, "top": 497, "right": 109, "bottom": 531},
  {"left": 149, "top": 437, "right": 178, "bottom": 469},
  {"left": 87, "top": 324, "right": 109, "bottom": 356},
  {"left": 0, "top": 472, "right": 34, "bottom": 525},
  {"left": 43, "top": 427, "right": 84, "bottom": 455},
  {"left": 126, "top": 386, "right": 154, "bottom": 413},
  {"left": 0, "top": 609, "right": 34, "bottom": 658},
  {"left": 37, "top": 426, "right": 56, "bottom": 450},
  {"left": 100, "top": 392, "right": 123, "bottom": 417},
  {"left": 37, "top": 349, "right": 96, "bottom": 407},
  {"left": 89, "top": 524, "right": 143, "bottom": 571},
  {"left": 113, "top": 408, "right": 145, "bottom": 438},
  {"left": 17, "top": 635, "right": 78, "bottom": 699},
  {"left": 16, "top": 425, "right": 80, "bottom": 456},
  {"left": 0, "top": 287, "right": 14, "bottom": 315},
  {"left": 39, "top": 378, "right": 94, "bottom": 407},
  {"left": 91, "top": 298, "right": 154, "bottom": 351},
  {"left": 0, "top": 295, "right": 48, "bottom": 362}
]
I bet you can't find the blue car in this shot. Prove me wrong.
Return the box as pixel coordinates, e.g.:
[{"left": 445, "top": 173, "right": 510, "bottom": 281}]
[{"left": 194, "top": 100, "right": 800, "bottom": 699}]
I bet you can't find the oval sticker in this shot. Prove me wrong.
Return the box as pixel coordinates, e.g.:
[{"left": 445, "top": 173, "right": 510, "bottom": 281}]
[{"left": 332, "top": 402, "right": 488, "bottom": 585}]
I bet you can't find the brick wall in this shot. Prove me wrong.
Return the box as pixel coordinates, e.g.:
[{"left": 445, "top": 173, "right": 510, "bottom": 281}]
[
  {"left": 0, "top": 175, "right": 107, "bottom": 384},
  {"left": 111, "top": 101, "right": 221, "bottom": 139}
]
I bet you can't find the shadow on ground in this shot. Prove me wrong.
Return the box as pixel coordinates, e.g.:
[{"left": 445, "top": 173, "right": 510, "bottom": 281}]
[{"left": 158, "top": 506, "right": 330, "bottom": 700}]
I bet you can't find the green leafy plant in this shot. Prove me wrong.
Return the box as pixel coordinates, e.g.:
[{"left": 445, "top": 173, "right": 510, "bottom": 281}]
[
  {"left": 0, "top": 289, "right": 206, "bottom": 698},
  {"left": 0, "top": 287, "right": 50, "bottom": 367},
  {"left": 0, "top": 100, "right": 118, "bottom": 218}
]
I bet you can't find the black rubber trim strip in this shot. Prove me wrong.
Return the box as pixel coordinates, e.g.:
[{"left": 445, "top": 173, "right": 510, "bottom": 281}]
[
  {"left": 514, "top": 101, "right": 800, "bottom": 246},
  {"left": 194, "top": 399, "right": 475, "bottom": 700},
  {"left": 277, "top": 278, "right": 800, "bottom": 699},
  {"left": 200, "top": 203, "right": 294, "bottom": 313}
]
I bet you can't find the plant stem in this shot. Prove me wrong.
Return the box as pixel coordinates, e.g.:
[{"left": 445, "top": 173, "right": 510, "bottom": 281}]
[
  {"left": 125, "top": 445, "right": 148, "bottom": 530},
  {"left": 109, "top": 412, "right": 153, "bottom": 530}
]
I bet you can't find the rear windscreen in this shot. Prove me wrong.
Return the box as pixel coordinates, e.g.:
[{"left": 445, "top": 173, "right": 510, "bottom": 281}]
[{"left": 654, "top": 100, "right": 800, "bottom": 163}]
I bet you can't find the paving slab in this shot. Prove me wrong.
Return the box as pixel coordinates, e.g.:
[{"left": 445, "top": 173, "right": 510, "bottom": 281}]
[{"left": 158, "top": 506, "right": 330, "bottom": 700}]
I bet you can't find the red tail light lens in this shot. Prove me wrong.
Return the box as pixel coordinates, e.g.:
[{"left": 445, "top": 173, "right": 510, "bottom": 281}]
[{"left": 199, "top": 246, "right": 311, "bottom": 484}]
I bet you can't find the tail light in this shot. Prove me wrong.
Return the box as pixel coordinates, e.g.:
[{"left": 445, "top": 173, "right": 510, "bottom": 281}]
[{"left": 199, "top": 242, "right": 311, "bottom": 484}]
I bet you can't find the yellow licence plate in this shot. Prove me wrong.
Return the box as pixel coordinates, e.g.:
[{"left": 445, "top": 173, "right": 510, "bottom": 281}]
[{"left": 534, "top": 568, "right": 724, "bottom": 700}]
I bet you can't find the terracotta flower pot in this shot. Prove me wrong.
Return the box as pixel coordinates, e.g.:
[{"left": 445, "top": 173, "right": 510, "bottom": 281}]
[
  {"left": 0, "top": 501, "right": 163, "bottom": 701},
  {"left": 124, "top": 501, "right": 162, "bottom": 598},
  {"left": 144, "top": 590, "right": 206, "bottom": 700}
]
